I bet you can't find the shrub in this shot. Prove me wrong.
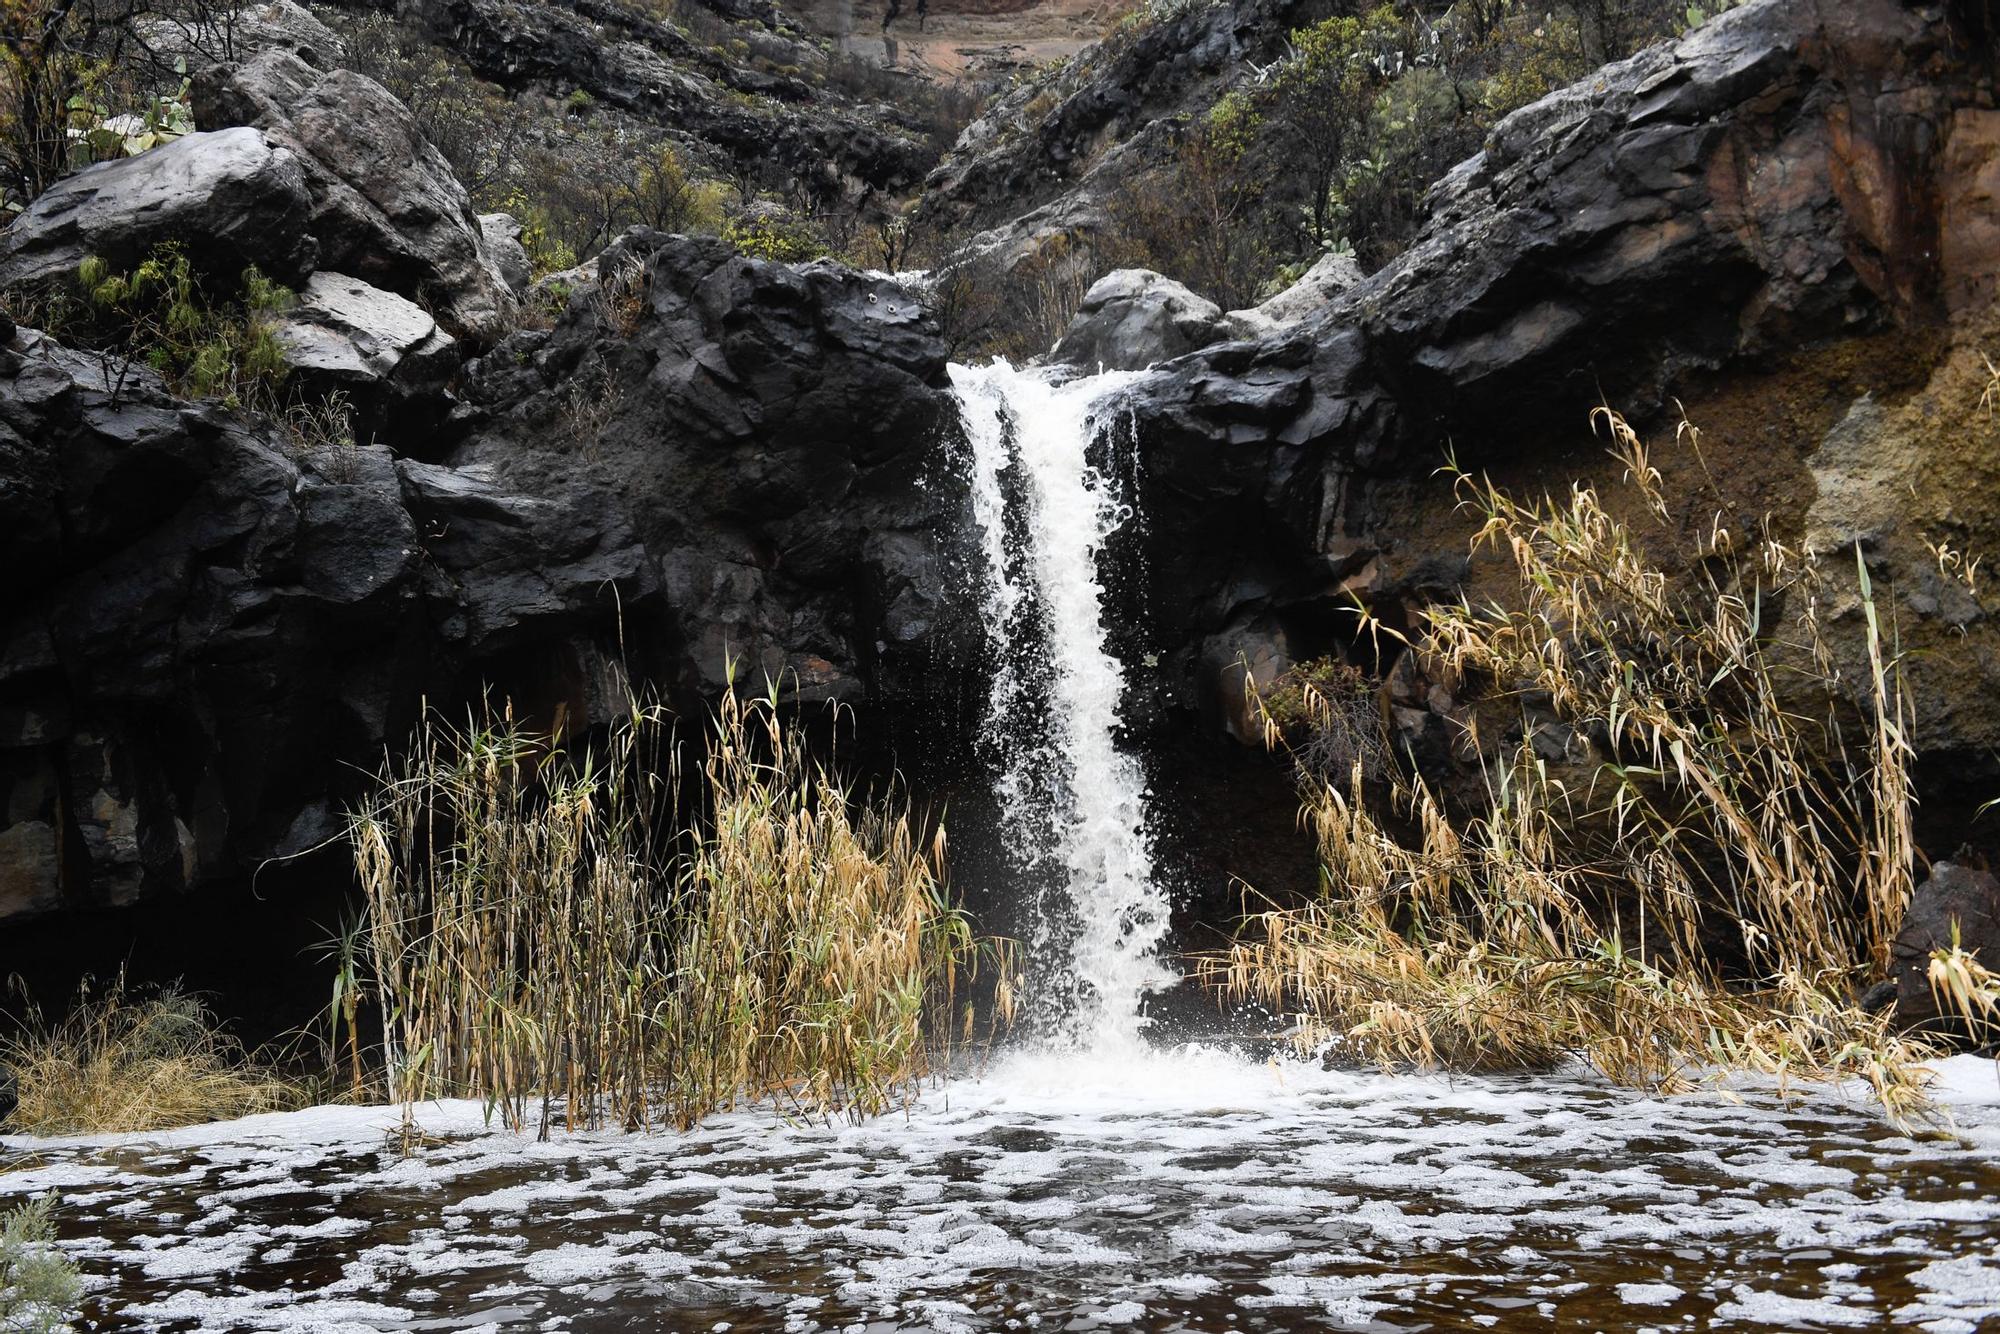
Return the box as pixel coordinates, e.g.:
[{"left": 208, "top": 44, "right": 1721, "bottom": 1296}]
[
  {"left": 1, "top": 0, "right": 235, "bottom": 207},
  {"left": 1204, "top": 409, "right": 1938, "bottom": 1124},
  {"left": 629, "top": 145, "right": 728, "bottom": 235},
  {"left": 1253, "top": 657, "right": 1391, "bottom": 786},
  {"left": 1103, "top": 107, "right": 1268, "bottom": 309},
  {"left": 722, "top": 210, "right": 825, "bottom": 264},
  {"left": 0, "top": 976, "right": 305, "bottom": 1135},
  {"left": 1269, "top": 7, "right": 1400, "bottom": 250},
  {"left": 0, "top": 0, "right": 121, "bottom": 204},
  {"left": 0, "top": 1197, "right": 80, "bottom": 1334},
  {"left": 73, "top": 244, "right": 293, "bottom": 410}
]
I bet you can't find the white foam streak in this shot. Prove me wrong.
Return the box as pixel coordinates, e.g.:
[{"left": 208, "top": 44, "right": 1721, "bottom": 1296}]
[{"left": 950, "top": 360, "right": 1173, "bottom": 1053}]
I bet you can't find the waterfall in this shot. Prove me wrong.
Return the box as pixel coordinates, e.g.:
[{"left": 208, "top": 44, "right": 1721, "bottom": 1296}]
[{"left": 949, "top": 360, "right": 1174, "bottom": 1052}]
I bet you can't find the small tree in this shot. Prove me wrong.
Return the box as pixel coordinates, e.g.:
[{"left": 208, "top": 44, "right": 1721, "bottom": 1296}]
[
  {"left": 0, "top": 1196, "right": 81, "bottom": 1334},
  {"left": 0, "top": 0, "right": 125, "bottom": 203},
  {"left": 1104, "top": 98, "right": 1266, "bottom": 309},
  {"left": 1269, "top": 6, "right": 1400, "bottom": 249}
]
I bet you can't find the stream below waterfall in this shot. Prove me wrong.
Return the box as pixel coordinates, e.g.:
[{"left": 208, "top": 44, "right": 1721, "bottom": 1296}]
[
  {"left": 9, "top": 362, "right": 2000, "bottom": 1332},
  {"left": 6, "top": 1052, "right": 2000, "bottom": 1332}
]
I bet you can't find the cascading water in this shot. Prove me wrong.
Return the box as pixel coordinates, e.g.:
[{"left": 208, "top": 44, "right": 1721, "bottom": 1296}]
[{"left": 949, "top": 359, "right": 1175, "bottom": 1052}]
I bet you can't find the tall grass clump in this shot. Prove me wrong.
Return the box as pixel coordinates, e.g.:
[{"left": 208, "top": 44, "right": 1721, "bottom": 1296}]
[
  {"left": 1203, "top": 410, "right": 1937, "bottom": 1120},
  {"left": 0, "top": 1197, "right": 80, "bottom": 1334},
  {"left": 350, "top": 683, "right": 1008, "bottom": 1135},
  {"left": 0, "top": 977, "right": 303, "bottom": 1136}
]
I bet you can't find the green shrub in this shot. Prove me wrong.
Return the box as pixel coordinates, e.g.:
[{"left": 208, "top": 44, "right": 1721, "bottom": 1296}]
[
  {"left": 0, "top": 1197, "right": 79, "bottom": 1334},
  {"left": 1102, "top": 103, "right": 1270, "bottom": 309},
  {"left": 722, "top": 211, "right": 826, "bottom": 264},
  {"left": 76, "top": 244, "right": 293, "bottom": 410}
]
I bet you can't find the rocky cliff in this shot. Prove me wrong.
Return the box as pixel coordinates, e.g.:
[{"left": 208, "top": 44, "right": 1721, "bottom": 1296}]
[
  {"left": 1097, "top": 0, "right": 2000, "bottom": 829},
  {"left": 0, "top": 43, "right": 971, "bottom": 920},
  {"left": 4, "top": 0, "right": 1999, "bottom": 931}
]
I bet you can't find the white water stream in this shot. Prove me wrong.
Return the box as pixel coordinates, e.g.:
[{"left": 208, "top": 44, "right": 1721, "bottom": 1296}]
[{"left": 950, "top": 361, "right": 1174, "bottom": 1052}]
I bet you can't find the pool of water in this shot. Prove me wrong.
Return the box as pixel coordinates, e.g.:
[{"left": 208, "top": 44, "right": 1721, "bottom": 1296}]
[{"left": 6, "top": 1047, "right": 2000, "bottom": 1332}]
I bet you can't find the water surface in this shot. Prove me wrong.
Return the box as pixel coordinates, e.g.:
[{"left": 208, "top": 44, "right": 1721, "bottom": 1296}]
[{"left": 8, "top": 1048, "right": 2000, "bottom": 1332}]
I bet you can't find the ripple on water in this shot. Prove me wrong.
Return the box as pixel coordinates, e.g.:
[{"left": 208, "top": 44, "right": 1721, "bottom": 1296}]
[{"left": 4, "top": 1048, "right": 2000, "bottom": 1333}]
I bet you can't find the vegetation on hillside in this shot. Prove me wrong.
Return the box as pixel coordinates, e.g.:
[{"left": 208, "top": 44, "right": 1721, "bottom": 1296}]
[
  {"left": 932, "top": 0, "right": 1743, "bottom": 356},
  {"left": 1121, "top": 0, "right": 1730, "bottom": 281}
]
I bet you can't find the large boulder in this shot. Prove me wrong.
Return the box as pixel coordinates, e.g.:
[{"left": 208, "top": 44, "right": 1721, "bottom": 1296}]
[
  {"left": 193, "top": 51, "right": 512, "bottom": 338},
  {"left": 1887, "top": 861, "right": 2000, "bottom": 1035},
  {"left": 268, "top": 271, "right": 459, "bottom": 440},
  {"left": 1051, "top": 269, "right": 1224, "bottom": 371},
  {"left": 1220, "top": 252, "right": 1364, "bottom": 341},
  {"left": 0, "top": 127, "right": 316, "bottom": 291}
]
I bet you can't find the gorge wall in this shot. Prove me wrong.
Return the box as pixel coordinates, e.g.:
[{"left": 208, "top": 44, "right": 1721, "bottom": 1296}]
[{"left": 3, "top": 0, "right": 1999, "bottom": 955}]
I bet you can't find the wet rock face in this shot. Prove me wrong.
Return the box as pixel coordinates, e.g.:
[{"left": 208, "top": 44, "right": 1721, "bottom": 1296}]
[
  {"left": 0, "top": 234, "right": 968, "bottom": 918},
  {"left": 452, "top": 232, "right": 968, "bottom": 697},
  {"left": 1107, "top": 0, "right": 2000, "bottom": 754}
]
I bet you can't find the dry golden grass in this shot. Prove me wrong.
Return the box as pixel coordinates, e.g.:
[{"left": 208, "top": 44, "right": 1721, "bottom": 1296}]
[
  {"left": 1930, "top": 936, "right": 2000, "bottom": 1046},
  {"left": 1201, "top": 409, "right": 1940, "bottom": 1123},
  {"left": 0, "top": 978, "right": 305, "bottom": 1137},
  {"left": 349, "top": 681, "right": 1015, "bottom": 1135}
]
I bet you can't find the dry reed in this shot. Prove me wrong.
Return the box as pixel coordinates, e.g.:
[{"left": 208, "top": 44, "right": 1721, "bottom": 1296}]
[
  {"left": 1929, "top": 936, "right": 2000, "bottom": 1048},
  {"left": 1202, "top": 410, "right": 1939, "bottom": 1122},
  {"left": 349, "top": 682, "right": 1011, "bottom": 1135}
]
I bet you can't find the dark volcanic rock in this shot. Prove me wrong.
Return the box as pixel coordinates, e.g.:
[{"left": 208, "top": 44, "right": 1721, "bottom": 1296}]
[
  {"left": 0, "top": 329, "right": 428, "bottom": 916},
  {"left": 452, "top": 230, "right": 966, "bottom": 699},
  {"left": 193, "top": 51, "right": 513, "bottom": 337},
  {"left": 1107, "top": 0, "right": 1998, "bottom": 742},
  {"left": 0, "top": 234, "right": 967, "bottom": 919},
  {"left": 1051, "top": 269, "right": 1223, "bottom": 373},
  {"left": 1887, "top": 861, "right": 2000, "bottom": 1035},
  {"left": 396, "top": 0, "right": 933, "bottom": 195},
  {"left": 0, "top": 127, "right": 318, "bottom": 291},
  {"left": 269, "top": 271, "right": 459, "bottom": 435}
]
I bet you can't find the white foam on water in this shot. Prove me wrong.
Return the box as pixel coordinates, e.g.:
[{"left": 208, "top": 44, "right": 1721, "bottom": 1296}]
[
  {"left": 11, "top": 1047, "right": 2000, "bottom": 1330},
  {"left": 950, "top": 361, "right": 1174, "bottom": 1053},
  {"left": 1619, "top": 1281, "right": 1685, "bottom": 1306}
]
